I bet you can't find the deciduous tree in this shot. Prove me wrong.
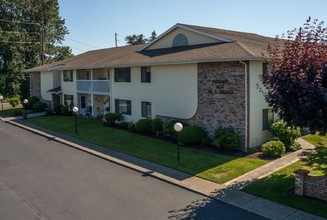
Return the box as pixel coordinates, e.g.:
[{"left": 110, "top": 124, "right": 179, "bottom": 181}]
[{"left": 261, "top": 17, "right": 327, "bottom": 133}]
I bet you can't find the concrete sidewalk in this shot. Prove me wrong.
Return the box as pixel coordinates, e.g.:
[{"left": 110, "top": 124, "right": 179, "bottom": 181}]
[{"left": 0, "top": 116, "right": 324, "bottom": 220}]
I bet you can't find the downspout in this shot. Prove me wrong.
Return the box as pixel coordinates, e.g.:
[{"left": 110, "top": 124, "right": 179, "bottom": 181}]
[{"left": 239, "top": 60, "right": 249, "bottom": 151}]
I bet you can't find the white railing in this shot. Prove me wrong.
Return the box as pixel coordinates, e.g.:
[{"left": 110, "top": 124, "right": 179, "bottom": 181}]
[{"left": 77, "top": 80, "right": 110, "bottom": 94}]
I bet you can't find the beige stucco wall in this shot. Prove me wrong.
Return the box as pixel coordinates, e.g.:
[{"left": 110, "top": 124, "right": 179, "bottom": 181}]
[
  {"left": 40, "top": 71, "right": 53, "bottom": 101},
  {"left": 248, "top": 61, "right": 271, "bottom": 147},
  {"left": 61, "top": 70, "right": 77, "bottom": 105},
  {"left": 147, "top": 28, "right": 220, "bottom": 50},
  {"left": 111, "top": 64, "right": 198, "bottom": 122}
]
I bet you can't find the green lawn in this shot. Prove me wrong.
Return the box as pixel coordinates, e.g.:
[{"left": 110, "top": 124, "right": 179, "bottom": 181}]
[
  {"left": 27, "top": 115, "right": 267, "bottom": 184},
  {"left": 243, "top": 134, "right": 327, "bottom": 218}
]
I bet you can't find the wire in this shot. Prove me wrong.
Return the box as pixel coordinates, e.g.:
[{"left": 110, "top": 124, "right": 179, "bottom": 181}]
[{"left": 65, "top": 37, "right": 99, "bottom": 48}]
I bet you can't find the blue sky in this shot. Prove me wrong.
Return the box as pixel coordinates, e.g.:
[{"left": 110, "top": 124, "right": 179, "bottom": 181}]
[{"left": 58, "top": 0, "right": 327, "bottom": 55}]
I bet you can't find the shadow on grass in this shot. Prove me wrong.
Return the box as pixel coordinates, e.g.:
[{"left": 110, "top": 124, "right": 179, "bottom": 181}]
[{"left": 301, "top": 144, "right": 327, "bottom": 175}]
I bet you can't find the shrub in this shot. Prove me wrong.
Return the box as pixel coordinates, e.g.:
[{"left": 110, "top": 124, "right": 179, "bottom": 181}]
[
  {"left": 117, "top": 122, "right": 129, "bottom": 130},
  {"left": 213, "top": 127, "right": 240, "bottom": 150},
  {"left": 8, "top": 97, "right": 20, "bottom": 107},
  {"left": 104, "top": 113, "right": 123, "bottom": 126},
  {"left": 33, "top": 102, "right": 47, "bottom": 112},
  {"left": 151, "top": 118, "right": 163, "bottom": 136},
  {"left": 128, "top": 122, "right": 136, "bottom": 132},
  {"left": 178, "top": 125, "right": 208, "bottom": 145},
  {"left": 54, "top": 104, "right": 63, "bottom": 115},
  {"left": 12, "top": 109, "right": 23, "bottom": 116},
  {"left": 135, "top": 119, "right": 153, "bottom": 135},
  {"left": 270, "top": 120, "right": 301, "bottom": 151},
  {"left": 261, "top": 140, "right": 285, "bottom": 157},
  {"left": 45, "top": 109, "right": 54, "bottom": 116},
  {"left": 60, "top": 105, "right": 73, "bottom": 116},
  {"left": 162, "top": 120, "right": 180, "bottom": 138},
  {"left": 27, "top": 96, "right": 40, "bottom": 109}
]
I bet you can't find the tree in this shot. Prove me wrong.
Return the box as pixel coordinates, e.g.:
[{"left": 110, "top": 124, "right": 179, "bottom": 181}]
[
  {"left": 0, "top": 0, "right": 73, "bottom": 98},
  {"left": 125, "top": 30, "right": 157, "bottom": 45},
  {"left": 260, "top": 17, "right": 327, "bottom": 133}
]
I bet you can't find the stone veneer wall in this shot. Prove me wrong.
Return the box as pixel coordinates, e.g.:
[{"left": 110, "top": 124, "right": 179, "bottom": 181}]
[
  {"left": 294, "top": 170, "right": 327, "bottom": 201},
  {"left": 29, "top": 72, "right": 52, "bottom": 108},
  {"left": 187, "top": 62, "right": 246, "bottom": 149},
  {"left": 29, "top": 72, "right": 41, "bottom": 98}
]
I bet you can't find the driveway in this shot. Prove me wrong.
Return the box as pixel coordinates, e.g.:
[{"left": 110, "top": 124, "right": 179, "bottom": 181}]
[{"left": 0, "top": 120, "right": 267, "bottom": 219}]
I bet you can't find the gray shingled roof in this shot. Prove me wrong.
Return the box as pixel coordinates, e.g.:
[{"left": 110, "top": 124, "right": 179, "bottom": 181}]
[{"left": 26, "top": 24, "right": 275, "bottom": 73}]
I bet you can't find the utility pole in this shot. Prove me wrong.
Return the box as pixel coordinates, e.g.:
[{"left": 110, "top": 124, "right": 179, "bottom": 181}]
[
  {"left": 41, "top": 23, "right": 44, "bottom": 65},
  {"left": 115, "top": 33, "right": 117, "bottom": 47}
]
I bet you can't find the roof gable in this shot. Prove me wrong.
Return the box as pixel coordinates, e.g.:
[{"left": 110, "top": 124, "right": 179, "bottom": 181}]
[{"left": 138, "top": 23, "right": 234, "bottom": 51}]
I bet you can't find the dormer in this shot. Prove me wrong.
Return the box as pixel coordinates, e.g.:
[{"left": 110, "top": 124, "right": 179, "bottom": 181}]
[{"left": 138, "top": 23, "right": 233, "bottom": 51}]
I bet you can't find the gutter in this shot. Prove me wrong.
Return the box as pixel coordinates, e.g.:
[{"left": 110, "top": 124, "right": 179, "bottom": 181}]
[{"left": 239, "top": 60, "right": 249, "bottom": 150}]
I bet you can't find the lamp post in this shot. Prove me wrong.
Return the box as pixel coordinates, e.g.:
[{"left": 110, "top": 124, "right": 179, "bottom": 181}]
[
  {"left": 73, "top": 107, "right": 79, "bottom": 133},
  {"left": 174, "top": 122, "right": 183, "bottom": 164},
  {"left": 0, "top": 95, "right": 3, "bottom": 113},
  {"left": 23, "top": 99, "right": 28, "bottom": 119}
]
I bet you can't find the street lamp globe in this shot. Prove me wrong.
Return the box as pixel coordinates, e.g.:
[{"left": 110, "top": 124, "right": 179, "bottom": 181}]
[
  {"left": 174, "top": 122, "right": 183, "bottom": 132},
  {"left": 23, "top": 99, "right": 28, "bottom": 104},
  {"left": 0, "top": 95, "right": 3, "bottom": 100},
  {"left": 72, "top": 106, "right": 79, "bottom": 113}
]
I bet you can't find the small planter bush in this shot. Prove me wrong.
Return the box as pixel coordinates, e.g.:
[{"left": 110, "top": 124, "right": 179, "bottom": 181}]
[
  {"left": 214, "top": 127, "right": 240, "bottom": 150},
  {"left": 270, "top": 120, "right": 301, "bottom": 151},
  {"left": 54, "top": 104, "right": 63, "bottom": 115},
  {"left": 261, "top": 140, "right": 285, "bottom": 157},
  {"left": 45, "top": 109, "right": 54, "bottom": 116},
  {"left": 104, "top": 113, "right": 123, "bottom": 126},
  {"left": 12, "top": 108, "right": 23, "bottom": 116},
  {"left": 60, "top": 105, "right": 73, "bottom": 116},
  {"left": 178, "top": 125, "right": 208, "bottom": 145},
  {"left": 151, "top": 118, "right": 163, "bottom": 136},
  {"left": 27, "top": 96, "right": 40, "bottom": 109},
  {"left": 128, "top": 122, "right": 136, "bottom": 132},
  {"left": 8, "top": 97, "right": 20, "bottom": 107},
  {"left": 117, "top": 122, "right": 129, "bottom": 130},
  {"left": 135, "top": 119, "right": 152, "bottom": 135},
  {"left": 33, "top": 102, "right": 47, "bottom": 112}
]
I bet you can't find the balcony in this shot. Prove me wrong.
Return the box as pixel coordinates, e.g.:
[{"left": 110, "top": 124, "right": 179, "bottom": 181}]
[{"left": 77, "top": 80, "right": 110, "bottom": 94}]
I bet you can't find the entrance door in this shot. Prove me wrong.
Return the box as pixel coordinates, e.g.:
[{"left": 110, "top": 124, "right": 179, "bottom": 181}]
[{"left": 80, "top": 95, "right": 86, "bottom": 114}]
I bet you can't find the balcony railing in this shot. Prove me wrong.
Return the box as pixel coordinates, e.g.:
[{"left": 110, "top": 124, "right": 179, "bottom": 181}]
[{"left": 77, "top": 80, "right": 110, "bottom": 94}]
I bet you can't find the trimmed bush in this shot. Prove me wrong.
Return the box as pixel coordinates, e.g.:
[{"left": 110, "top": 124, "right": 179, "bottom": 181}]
[
  {"left": 135, "top": 119, "right": 152, "bottom": 135},
  {"left": 270, "top": 120, "right": 301, "bottom": 151},
  {"left": 151, "top": 118, "right": 163, "bottom": 136},
  {"left": 8, "top": 97, "right": 20, "bottom": 107},
  {"left": 213, "top": 127, "right": 240, "bottom": 150},
  {"left": 104, "top": 113, "right": 123, "bottom": 126},
  {"left": 33, "top": 102, "right": 47, "bottom": 112},
  {"left": 54, "top": 104, "right": 63, "bottom": 115},
  {"left": 178, "top": 125, "right": 208, "bottom": 145},
  {"left": 162, "top": 120, "right": 180, "bottom": 138},
  {"left": 261, "top": 140, "right": 285, "bottom": 157},
  {"left": 12, "top": 109, "right": 23, "bottom": 116},
  {"left": 45, "top": 109, "right": 54, "bottom": 116},
  {"left": 128, "top": 122, "right": 136, "bottom": 132},
  {"left": 27, "top": 96, "right": 40, "bottom": 109},
  {"left": 60, "top": 105, "right": 73, "bottom": 116},
  {"left": 117, "top": 122, "right": 129, "bottom": 130}
]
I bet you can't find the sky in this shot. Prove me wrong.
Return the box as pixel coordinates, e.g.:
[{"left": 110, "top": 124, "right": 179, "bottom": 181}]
[{"left": 58, "top": 0, "right": 327, "bottom": 55}]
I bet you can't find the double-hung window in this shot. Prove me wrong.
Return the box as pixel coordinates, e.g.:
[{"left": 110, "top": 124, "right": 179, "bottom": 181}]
[
  {"left": 141, "top": 67, "right": 151, "bottom": 83},
  {"left": 262, "top": 108, "right": 274, "bottom": 131},
  {"left": 141, "top": 101, "right": 151, "bottom": 118},
  {"left": 63, "top": 70, "right": 73, "bottom": 82},
  {"left": 115, "top": 99, "right": 131, "bottom": 115},
  {"left": 114, "top": 68, "right": 131, "bottom": 82}
]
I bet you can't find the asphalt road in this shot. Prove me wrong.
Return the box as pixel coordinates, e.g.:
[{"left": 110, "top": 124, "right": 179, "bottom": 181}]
[{"left": 0, "top": 120, "right": 268, "bottom": 220}]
